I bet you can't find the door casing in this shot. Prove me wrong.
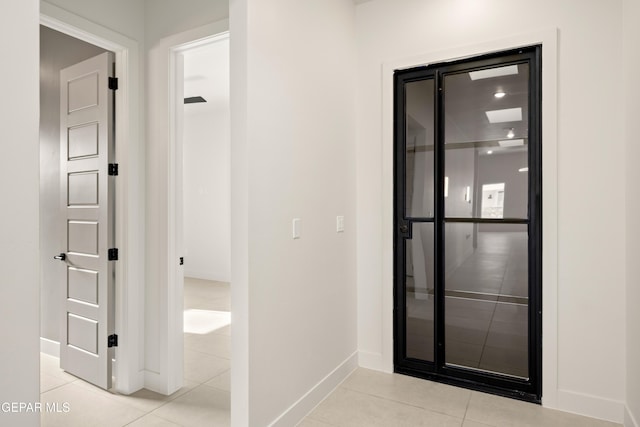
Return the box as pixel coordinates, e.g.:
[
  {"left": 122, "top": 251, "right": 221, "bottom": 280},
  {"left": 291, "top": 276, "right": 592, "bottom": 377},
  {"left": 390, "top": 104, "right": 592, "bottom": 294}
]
[{"left": 41, "top": 2, "right": 144, "bottom": 394}]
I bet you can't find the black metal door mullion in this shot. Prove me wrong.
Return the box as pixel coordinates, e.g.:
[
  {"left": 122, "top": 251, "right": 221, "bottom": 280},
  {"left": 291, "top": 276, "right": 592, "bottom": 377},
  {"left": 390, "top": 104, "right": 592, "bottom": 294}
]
[
  {"left": 393, "top": 71, "right": 407, "bottom": 366},
  {"left": 433, "top": 70, "right": 446, "bottom": 372}
]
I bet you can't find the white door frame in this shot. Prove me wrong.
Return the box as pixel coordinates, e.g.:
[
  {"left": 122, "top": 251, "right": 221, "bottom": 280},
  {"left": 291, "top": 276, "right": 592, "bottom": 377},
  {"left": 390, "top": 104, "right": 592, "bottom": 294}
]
[
  {"left": 169, "top": 28, "right": 230, "bottom": 388},
  {"left": 145, "top": 21, "right": 228, "bottom": 394},
  {"left": 167, "top": 21, "right": 229, "bottom": 392},
  {"left": 40, "top": 2, "right": 144, "bottom": 394}
]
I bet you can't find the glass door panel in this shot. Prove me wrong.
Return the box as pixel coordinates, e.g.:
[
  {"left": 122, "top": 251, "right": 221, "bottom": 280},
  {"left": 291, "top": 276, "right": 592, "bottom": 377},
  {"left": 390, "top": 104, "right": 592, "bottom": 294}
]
[
  {"left": 443, "top": 64, "right": 530, "bottom": 219},
  {"left": 444, "top": 223, "right": 529, "bottom": 378},
  {"left": 443, "top": 145, "right": 529, "bottom": 219},
  {"left": 405, "top": 223, "right": 435, "bottom": 361},
  {"left": 405, "top": 79, "right": 435, "bottom": 218}
]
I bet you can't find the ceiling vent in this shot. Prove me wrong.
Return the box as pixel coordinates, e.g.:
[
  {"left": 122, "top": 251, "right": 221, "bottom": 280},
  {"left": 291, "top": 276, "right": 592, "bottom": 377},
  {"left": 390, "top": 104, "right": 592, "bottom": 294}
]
[{"left": 184, "top": 96, "right": 207, "bottom": 104}]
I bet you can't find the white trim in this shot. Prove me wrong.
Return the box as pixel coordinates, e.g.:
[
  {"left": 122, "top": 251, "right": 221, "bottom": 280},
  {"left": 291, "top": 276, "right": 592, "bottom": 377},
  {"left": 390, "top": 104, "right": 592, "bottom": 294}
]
[
  {"left": 40, "top": 338, "right": 60, "bottom": 358},
  {"left": 143, "top": 370, "right": 166, "bottom": 395},
  {"left": 374, "top": 27, "right": 559, "bottom": 404},
  {"left": 40, "top": 1, "right": 144, "bottom": 395},
  {"left": 556, "top": 389, "right": 625, "bottom": 424},
  {"left": 147, "top": 20, "right": 229, "bottom": 395},
  {"left": 269, "top": 351, "right": 359, "bottom": 427},
  {"left": 626, "top": 405, "right": 639, "bottom": 427}
]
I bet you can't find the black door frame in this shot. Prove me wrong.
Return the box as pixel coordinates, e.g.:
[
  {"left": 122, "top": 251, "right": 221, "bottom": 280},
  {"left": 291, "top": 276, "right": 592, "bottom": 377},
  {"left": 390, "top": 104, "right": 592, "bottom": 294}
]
[{"left": 393, "top": 45, "right": 542, "bottom": 402}]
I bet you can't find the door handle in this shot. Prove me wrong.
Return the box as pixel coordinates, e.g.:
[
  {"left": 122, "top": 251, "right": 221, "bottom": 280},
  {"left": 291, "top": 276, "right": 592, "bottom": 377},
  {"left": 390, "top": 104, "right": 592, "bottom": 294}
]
[
  {"left": 53, "top": 253, "right": 66, "bottom": 261},
  {"left": 399, "top": 221, "right": 412, "bottom": 238}
]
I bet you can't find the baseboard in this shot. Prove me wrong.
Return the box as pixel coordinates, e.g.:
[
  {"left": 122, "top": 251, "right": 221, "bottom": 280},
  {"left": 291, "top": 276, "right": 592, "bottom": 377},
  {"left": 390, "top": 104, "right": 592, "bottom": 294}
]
[
  {"left": 626, "top": 405, "right": 639, "bottom": 427},
  {"left": 144, "top": 370, "right": 172, "bottom": 396},
  {"left": 556, "top": 389, "right": 625, "bottom": 424},
  {"left": 268, "top": 351, "right": 359, "bottom": 427},
  {"left": 358, "top": 350, "right": 393, "bottom": 373},
  {"left": 184, "top": 270, "right": 230, "bottom": 282},
  {"left": 40, "top": 337, "right": 60, "bottom": 358}
]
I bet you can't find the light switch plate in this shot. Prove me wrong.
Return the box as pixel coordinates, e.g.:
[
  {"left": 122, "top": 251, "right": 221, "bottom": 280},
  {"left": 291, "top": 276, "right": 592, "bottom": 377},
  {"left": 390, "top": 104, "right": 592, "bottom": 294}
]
[
  {"left": 336, "top": 215, "right": 345, "bottom": 233},
  {"left": 293, "top": 218, "right": 301, "bottom": 239}
]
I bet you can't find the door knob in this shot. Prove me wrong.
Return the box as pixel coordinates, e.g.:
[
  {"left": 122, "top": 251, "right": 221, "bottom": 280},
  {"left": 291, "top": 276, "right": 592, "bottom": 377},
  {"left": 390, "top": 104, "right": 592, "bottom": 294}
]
[
  {"left": 54, "top": 253, "right": 66, "bottom": 261},
  {"left": 399, "top": 224, "right": 409, "bottom": 233}
]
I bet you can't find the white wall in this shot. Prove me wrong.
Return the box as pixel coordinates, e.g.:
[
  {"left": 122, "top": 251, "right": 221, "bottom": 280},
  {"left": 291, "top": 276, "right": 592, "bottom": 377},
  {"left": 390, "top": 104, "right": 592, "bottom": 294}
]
[
  {"left": 44, "top": 0, "right": 145, "bottom": 42},
  {"left": 623, "top": 1, "right": 640, "bottom": 425},
  {"left": 39, "top": 25, "right": 107, "bottom": 345},
  {"left": 231, "top": 0, "right": 358, "bottom": 425},
  {"left": 0, "top": 1, "right": 40, "bottom": 426},
  {"left": 144, "top": 0, "right": 228, "bottom": 49},
  {"left": 356, "top": 0, "right": 626, "bottom": 422},
  {"left": 182, "top": 40, "right": 230, "bottom": 282}
]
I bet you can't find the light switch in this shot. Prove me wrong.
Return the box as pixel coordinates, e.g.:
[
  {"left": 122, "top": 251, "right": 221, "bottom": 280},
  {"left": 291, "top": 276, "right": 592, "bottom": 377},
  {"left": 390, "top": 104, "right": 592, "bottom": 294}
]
[
  {"left": 292, "top": 218, "right": 301, "bottom": 239},
  {"left": 336, "top": 215, "right": 345, "bottom": 233}
]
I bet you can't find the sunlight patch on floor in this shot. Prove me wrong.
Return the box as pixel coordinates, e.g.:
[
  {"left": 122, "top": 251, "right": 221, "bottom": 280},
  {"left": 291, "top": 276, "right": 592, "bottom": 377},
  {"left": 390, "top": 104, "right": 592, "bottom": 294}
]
[{"left": 184, "top": 309, "right": 230, "bottom": 334}]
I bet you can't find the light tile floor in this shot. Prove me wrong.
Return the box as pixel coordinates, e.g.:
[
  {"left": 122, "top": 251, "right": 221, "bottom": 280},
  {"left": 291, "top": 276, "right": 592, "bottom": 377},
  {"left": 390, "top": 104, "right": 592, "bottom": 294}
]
[
  {"left": 41, "top": 278, "right": 621, "bottom": 427},
  {"left": 40, "top": 278, "right": 231, "bottom": 427},
  {"left": 299, "top": 368, "right": 622, "bottom": 427}
]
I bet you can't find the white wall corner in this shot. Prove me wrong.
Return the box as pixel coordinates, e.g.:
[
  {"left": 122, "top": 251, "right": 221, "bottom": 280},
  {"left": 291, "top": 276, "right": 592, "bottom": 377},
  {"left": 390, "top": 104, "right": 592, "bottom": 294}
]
[
  {"left": 556, "top": 389, "right": 625, "bottom": 424},
  {"left": 358, "top": 350, "right": 392, "bottom": 373},
  {"left": 40, "top": 338, "right": 60, "bottom": 358},
  {"left": 626, "top": 405, "right": 640, "bottom": 427},
  {"left": 143, "top": 370, "right": 169, "bottom": 395},
  {"left": 268, "top": 351, "right": 359, "bottom": 427}
]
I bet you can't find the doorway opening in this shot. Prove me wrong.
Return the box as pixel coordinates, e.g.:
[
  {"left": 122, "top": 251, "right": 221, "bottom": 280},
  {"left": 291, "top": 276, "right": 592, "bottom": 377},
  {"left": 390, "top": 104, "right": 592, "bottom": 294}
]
[
  {"left": 39, "top": 25, "right": 116, "bottom": 389},
  {"left": 178, "top": 35, "right": 232, "bottom": 389},
  {"left": 393, "top": 46, "right": 542, "bottom": 401}
]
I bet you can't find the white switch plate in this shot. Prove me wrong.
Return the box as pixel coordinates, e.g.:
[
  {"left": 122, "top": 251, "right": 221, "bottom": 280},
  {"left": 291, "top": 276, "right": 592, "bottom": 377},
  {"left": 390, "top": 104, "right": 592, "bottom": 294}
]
[
  {"left": 292, "top": 218, "right": 301, "bottom": 239},
  {"left": 336, "top": 215, "right": 344, "bottom": 233}
]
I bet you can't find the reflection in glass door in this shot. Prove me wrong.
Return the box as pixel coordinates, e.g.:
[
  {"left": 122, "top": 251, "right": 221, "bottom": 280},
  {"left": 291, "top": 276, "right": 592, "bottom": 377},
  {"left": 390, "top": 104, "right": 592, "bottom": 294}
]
[{"left": 394, "top": 47, "right": 541, "bottom": 401}]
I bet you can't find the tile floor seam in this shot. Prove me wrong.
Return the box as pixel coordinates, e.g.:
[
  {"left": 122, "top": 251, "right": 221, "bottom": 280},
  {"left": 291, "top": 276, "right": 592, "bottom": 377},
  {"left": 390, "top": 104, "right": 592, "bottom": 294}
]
[
  {"left": 148, "top": 399, "right": 192, "bottom": 426},
  {"left": 462, "top": 390, "right": 472, "bottom": 421},
  {"left": 121, "top": 411, "right": 150, "bottom": 427},
  {"left": 339, "top": 384, "right": 465, "bottom": 419},
  {"left": 184, "top": 346, "right": 230, "bottom": 360},
  {"left": 304, "top": 415, "right": 342, "bottom": 427},
  {"left": 39, "top": 380, "right": 76, "bottom": 395}
]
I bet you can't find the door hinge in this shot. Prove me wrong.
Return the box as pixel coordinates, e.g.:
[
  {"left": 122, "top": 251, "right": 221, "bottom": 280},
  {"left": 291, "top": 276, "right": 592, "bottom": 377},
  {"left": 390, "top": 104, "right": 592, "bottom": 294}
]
[
  {"left": 108, "top": 248, "right": 119, "bottom": 261},
  {"left": 108, "top": 77, "right": 118, "bottom": 90},
  {"left": 108, "top": 334, "right": 118, "bottom": 348},
  {"left": 179, "top": 257, "right": 184, "bottom": 265},
  {"left": 108, "top": 163, "right": 119, "bottom": 176}
]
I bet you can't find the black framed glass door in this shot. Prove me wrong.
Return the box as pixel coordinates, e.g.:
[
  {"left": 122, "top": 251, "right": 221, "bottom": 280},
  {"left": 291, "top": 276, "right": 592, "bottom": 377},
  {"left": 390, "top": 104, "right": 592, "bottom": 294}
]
[{"left": 393, "top": 46, "right": 542, "bottom": 402}]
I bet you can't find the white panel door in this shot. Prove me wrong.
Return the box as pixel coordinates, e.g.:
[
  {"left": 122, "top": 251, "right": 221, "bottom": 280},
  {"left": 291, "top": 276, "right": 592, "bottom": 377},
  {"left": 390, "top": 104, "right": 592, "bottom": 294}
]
[{"left": 58, "top": 52, "right": 115, "bottom": 389}]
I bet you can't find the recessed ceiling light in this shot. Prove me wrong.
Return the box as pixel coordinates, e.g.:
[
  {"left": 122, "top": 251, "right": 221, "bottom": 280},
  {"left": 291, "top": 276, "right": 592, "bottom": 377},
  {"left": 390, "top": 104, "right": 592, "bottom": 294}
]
[
  {"left": 487, "top": 150, "right": 493, "bottom": 155},
  {"left": 485, "top": 108, "right": 522, "bottom": 123},
  {"left": 469, "top": 65, "right": 518, "bottom": 80},
  {"left": 519, "top": 167, "right": 528, "bottom": 172},
  {"left": 494, "top": 91, "right": 506, "bottom": 98},
  {"left": 499, "top": 139, "right": 524, "bottom": 148},
  {"left": 507, "top": 128, "right": 515, "bottom": 138}
]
